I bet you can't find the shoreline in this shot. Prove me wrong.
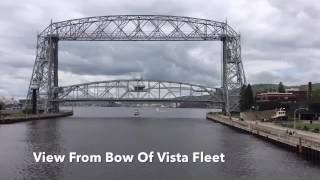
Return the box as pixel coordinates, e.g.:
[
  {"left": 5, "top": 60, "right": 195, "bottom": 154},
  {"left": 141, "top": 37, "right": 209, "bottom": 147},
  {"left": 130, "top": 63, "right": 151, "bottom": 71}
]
[
  {"left": 0, "top": 111, "right": 73, "bottom": 124},
  {"left": 206, "top": 112, "right": 320, "bottom": 163}
]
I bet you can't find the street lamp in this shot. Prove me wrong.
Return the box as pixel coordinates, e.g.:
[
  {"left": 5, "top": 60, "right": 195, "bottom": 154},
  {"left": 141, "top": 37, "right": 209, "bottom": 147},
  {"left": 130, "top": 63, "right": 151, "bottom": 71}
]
[{"left": 293, "top": 107, "right": 308, "bottom": 132}]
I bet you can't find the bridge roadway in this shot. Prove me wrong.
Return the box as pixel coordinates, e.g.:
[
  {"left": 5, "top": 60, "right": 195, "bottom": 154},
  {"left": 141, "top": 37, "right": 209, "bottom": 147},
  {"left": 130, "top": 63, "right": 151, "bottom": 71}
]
[{"left": 57, "top": 98, "right": 222, "bottom": 103}]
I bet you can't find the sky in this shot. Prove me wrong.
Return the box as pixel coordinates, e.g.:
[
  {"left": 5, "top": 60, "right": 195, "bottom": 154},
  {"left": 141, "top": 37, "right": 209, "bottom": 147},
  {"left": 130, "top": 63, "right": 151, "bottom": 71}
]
[{"left": 0, "top": 0, "right": 320, "bottom": 99}]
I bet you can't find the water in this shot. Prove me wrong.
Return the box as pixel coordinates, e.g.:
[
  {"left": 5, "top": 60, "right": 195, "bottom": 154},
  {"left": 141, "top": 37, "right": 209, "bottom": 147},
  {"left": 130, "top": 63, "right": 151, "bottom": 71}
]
[{"left": 0, "top": 107, "right": 319, "bottom": 180}]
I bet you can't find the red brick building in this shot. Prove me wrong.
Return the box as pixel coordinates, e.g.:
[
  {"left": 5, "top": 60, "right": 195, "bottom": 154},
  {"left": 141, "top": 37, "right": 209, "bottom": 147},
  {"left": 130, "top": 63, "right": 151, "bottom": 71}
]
[{"left": 255, "top": 92, "right": 296, "bottom": 103}]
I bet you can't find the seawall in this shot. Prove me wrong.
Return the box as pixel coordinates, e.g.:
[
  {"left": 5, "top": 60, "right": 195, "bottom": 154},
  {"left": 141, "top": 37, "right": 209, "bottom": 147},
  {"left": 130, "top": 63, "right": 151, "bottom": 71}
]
[
  {"left": 207, "top": 112, "right": 320, "bottom": 163},
  {"left": 0, "top": 111, "right": 73, "bottom": 124}
]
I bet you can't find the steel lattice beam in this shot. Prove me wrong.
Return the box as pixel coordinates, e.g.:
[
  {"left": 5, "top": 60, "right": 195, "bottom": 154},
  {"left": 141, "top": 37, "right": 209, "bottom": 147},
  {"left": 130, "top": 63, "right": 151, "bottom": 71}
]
[
  {"left": 57, "top": 79, "right": 222, "bottom": 103},
  {"left": 26, "top": 15, "right": 246, "bottom": 114}
]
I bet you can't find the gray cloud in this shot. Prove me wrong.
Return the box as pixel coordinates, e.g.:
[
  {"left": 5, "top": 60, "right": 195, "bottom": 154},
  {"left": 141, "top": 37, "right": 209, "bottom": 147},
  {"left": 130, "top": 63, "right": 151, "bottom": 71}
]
[
  {"left": 58, "top": 41, "right": 221, "bottom": 85},
  {"left": 0, "top": 0, "right": 319, "bottom": 99}
]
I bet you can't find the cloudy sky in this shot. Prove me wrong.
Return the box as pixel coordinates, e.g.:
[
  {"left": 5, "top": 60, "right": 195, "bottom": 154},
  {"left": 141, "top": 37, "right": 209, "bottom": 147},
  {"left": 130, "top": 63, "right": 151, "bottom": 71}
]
[{"left": 0, "top": 0, "right": 319, "bottom": 99}]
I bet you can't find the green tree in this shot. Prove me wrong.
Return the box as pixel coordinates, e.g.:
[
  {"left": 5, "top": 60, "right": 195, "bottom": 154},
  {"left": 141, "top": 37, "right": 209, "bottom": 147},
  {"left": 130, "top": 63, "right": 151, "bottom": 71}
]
[
  {"left": 246, "top": 84, "right": 254, "bottom": 109},
  {"left": 0, "top": 101, "right": 4, "bottom": 119},
  {"left": 239, "top": 85, "right": 247, "bottom": 111},
  {"left": 239, "top": 84, "right": 254, "bottom": 111},
  {"left": 312, "top": 89, "right": 320, "bottom": 101},
  {"left": 278, "top": 82, "right": 285, "bottom": 93},
  {"left": 0, "top": 101, "right": 4, "bottom": 110}
]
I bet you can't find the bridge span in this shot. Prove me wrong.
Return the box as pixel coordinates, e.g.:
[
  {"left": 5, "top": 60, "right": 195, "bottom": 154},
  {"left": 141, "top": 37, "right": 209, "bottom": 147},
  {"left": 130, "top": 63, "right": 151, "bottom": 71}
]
[{"left": 57, "top": 79, "right": 223, "bottom": 104}]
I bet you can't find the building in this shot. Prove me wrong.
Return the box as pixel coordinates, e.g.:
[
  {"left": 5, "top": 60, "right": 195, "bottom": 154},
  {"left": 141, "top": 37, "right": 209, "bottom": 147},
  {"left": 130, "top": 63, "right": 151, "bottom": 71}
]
[
  {"left": 255, "top": 92, "right": 296, "bottom": 103},
  {"left": 286, "top": 88, "right": 308, "bottom": 103}
]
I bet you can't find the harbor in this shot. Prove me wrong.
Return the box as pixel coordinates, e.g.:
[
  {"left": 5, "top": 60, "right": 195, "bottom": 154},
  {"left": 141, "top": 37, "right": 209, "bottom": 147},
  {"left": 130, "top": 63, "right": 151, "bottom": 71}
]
[{"left": 1, "top": 107, "right": 319, "bottom": 179}]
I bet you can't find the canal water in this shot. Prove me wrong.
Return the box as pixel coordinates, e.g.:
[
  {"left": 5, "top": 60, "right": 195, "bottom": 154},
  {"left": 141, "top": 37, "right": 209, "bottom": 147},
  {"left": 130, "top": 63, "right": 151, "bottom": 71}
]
[{"left": 0, "top": 107, "right": 319, "bottom": 180}]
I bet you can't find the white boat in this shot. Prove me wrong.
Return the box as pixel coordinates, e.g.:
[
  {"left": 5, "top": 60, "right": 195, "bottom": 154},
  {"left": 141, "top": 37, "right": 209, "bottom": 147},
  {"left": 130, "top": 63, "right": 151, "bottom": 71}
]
[{"left": 134, "top": 109, "right": 140, "bottom": 116}]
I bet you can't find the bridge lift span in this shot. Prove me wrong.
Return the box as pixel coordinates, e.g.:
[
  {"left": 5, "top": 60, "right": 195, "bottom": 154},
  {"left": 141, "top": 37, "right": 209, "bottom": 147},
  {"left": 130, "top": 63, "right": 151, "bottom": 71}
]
[
  {"left": 57, "top": 79, "right": 223, "bottom": 104},
  {"left": 26, "top": 15, "right": 246, "bottom": 114}
]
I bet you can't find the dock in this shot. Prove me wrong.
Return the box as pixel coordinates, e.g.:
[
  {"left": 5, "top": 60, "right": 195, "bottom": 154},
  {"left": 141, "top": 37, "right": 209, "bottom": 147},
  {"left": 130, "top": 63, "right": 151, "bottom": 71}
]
[{"left": 207, "top": 112, "right": 320, "bottom": 162}]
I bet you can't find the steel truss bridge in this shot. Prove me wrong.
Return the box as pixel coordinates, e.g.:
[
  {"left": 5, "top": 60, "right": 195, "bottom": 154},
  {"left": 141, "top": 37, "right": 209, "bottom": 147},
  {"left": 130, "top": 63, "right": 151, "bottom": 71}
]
[
  {"left": 58, "top": 79, "right": 222, "bottom": 104},
  {"left": 26, "top": 15, "right": 246, "bottom": 114}
]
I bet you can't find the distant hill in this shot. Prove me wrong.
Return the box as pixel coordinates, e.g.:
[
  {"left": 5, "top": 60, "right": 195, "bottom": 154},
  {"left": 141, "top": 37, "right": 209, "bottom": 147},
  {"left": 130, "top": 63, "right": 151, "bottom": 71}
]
[
  {"left": 250, "top": 84, "right": 279, "bottom": 94},
  {"left": 292, "top": 83, "right": 320, "bottom": 91},
  {"left": 251, "top": 83, "right": 320, "bottom": 94}
]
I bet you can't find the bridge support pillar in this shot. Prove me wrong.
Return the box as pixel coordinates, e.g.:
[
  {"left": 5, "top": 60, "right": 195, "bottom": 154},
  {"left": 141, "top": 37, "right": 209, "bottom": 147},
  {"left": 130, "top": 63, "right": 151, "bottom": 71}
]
[
  {"left": 47, "top": 35, "right": 59, "bottom": 112},
  {"left": 31, "top": 88, "right": 37, "bottom": 114},
  {"left": 222, "top": 37, "right": 230, "bottom": 115}
]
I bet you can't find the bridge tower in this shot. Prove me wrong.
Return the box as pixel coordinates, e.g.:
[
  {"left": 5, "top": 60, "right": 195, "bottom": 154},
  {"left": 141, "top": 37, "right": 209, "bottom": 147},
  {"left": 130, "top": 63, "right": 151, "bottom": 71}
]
[
  {"left": 222, "top": 35, "right": 245, "bottom": 114},
  {"left": 47, "top": 34, "right": 59, "bottom": 112}
]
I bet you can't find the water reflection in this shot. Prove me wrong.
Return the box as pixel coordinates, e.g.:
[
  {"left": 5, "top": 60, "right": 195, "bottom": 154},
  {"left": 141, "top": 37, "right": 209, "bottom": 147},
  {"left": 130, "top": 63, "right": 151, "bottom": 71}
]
[{"left": 21, "top": 119, "right": 65, "bottom": 179}]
